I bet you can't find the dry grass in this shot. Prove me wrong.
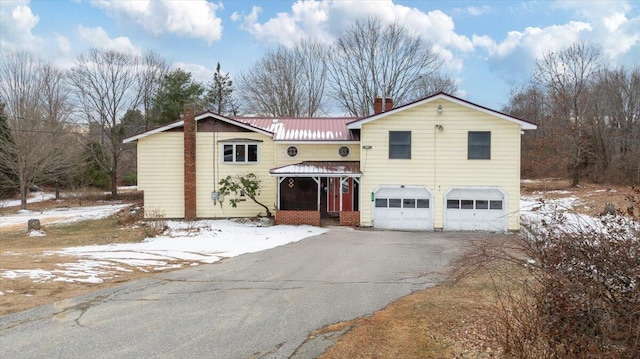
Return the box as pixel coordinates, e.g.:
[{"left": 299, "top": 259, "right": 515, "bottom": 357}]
[
  {"left": 0, "top": 201, "right": 153, "bottom": 316},
  {"left": 520, "top": 178, "right": 633, "bottom": 216},
  {"left": 319, "top": 266, "right": 507, "bottom": 359}
]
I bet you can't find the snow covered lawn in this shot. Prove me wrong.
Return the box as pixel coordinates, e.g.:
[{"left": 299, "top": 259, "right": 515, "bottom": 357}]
[
  {"left": 0, "top": 203, "right": 130, "bottom": 230},
  {"left": 1, "top": 219, "right": 327, "bottom": 284}
]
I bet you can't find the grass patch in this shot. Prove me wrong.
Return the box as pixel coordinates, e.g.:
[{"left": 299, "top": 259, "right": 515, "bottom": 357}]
[{"left": 319, "top": 263, "right": 512, "bottom": 358}]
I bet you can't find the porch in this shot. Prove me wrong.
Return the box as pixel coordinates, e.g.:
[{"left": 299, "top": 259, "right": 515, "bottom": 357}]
[{"left": 269, "top": 161, "right": 361, "bottom": 227}]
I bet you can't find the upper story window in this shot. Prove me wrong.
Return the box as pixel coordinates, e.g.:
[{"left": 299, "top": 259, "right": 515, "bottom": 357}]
[
  {"left": 389, "top": 131, "right": 411, "bottom": 159},
  {"left": 338, "top": 146, "right": 350, "bottom": 158},
  {"left": 223, "top": 143, "right": 258, "bottom": 163},
  {"left": 468, "top": 131, "right": 491, "bottom": 160},
  {"left": 286, "top": 145, "right": 299, "bottom": 157}
]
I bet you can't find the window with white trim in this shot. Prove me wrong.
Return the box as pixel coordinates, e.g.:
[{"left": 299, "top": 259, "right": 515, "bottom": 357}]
[
  {"left": 389, "top": 131, "right": 411, "bottom": 159},
  {"left": 468, "top": 131, "right": 491, "bottom": 159},
  {"left": 223, "top": 144, "right": 258, "bottom": 163}
]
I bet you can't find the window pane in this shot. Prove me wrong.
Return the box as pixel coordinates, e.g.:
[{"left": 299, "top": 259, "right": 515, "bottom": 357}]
[
  {"left": 248, "top": 145, "right": 258, "bottom": 162},
  {"left": 461, "top": 200, "right": 474, "bottom": 209},
  {"left": 235, "top": 144, "right": 246, "bottom": 162},
  {"left": 447, "top": 200, "right": 459, "bottom": 209},
  {"left": 389, "top": 198, "right": 401, "bottom": 208},
  {"left": 403, "top": 198, "right": 416, "bottom": 208},
  {"left": 375, "top": 198, "right": 387, "bottom": 208},
  {"left": 417, "top": 199, "right": 429, "bottom": 208},
  {"left": 490, "top": 200, "right": 503, "bottom": 210},
  {"left": 468, "top": 132, "right": 491, "bottom": 159},
  {"left": 223, "top": 145, "right": 233, "bottom": 162},
  {"left": 476, "top": 200, "right": 489, "bottom": 209},
  {"left": 389, "top": 131, "right": 411, "bottom": 159}
]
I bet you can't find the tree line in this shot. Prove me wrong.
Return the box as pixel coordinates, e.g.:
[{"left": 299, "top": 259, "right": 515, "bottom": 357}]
[
  {"left": 0, "top": 17, "right": 455, "bottom": 208},
  {"left": 504, "top": 42, "right": 640, "bottom": 186}
]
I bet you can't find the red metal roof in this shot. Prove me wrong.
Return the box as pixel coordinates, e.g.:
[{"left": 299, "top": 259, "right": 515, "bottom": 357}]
[
  {"left": 234, "top": 117, "right": 360, "bottom": 141},
  {"left": 269, "top": 161, "right": 361, "bottom": 176}
]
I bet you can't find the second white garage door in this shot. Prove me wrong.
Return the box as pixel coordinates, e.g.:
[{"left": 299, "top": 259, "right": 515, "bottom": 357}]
[
  {"left": 444, "top": 187, "right": 507, "bottom": 231},
  {"left": 373, "top": 186, "right": 434, "bottom": 231}
]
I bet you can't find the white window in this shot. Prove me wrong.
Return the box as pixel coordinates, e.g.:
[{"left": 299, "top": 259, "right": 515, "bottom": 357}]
[{"left": 223, "top": 144, "right": 258, "bottom": 163}]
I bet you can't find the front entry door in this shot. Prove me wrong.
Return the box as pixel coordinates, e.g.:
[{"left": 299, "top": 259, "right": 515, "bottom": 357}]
[{"left": 328, "top": 177, "right": 352, "bottom": 212}]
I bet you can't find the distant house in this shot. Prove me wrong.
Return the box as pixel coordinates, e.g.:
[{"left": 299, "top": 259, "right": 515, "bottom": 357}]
[{"left": 123, "top": 92, "right": 537, "bottom": 231}]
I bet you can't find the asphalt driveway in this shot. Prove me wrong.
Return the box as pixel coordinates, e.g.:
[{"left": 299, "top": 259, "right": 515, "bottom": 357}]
[{"left": 1, "top": 227, "right": 475, "bottom": 358}]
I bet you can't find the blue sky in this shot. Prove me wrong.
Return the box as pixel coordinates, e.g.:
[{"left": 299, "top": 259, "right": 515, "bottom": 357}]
[{"left": 1, "top": 0, "right": 639, "bottom": 112}]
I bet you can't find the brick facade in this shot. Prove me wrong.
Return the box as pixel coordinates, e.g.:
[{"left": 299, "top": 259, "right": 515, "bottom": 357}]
[
  {"left": 275, "top": 210, "right": 320, "bottom": 226},
  {"left": 340, "top": 211, "right": 360, "bottom": 226},
  {"left": 183, "top": 106, "right": 197, "bottom": 220}
]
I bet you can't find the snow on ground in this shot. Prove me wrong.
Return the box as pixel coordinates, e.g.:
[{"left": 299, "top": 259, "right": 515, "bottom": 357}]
[
  {"left": 1, "top": 219, "right": 328, "bottom": 284},
  {"left": 520, "top": 192, "right": 637, "bottom": 235},
  {"left": 0, "top": 192, "right": 55, "bottom": 208},
  {"left": 0, "top": 204, "right": 130, "bottom": 229}
]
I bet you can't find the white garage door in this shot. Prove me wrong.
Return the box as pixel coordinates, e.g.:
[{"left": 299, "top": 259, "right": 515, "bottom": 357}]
[
  {"left": 444, "top": 188, "right": 507, "bottom": 231},
  {"left": 373, "top": 187, "right": 433, "bottom": 231}
]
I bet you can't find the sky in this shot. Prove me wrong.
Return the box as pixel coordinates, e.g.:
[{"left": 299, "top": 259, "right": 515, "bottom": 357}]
[{"left": 1, "top": 0, "right": 639, "bottom": 112}]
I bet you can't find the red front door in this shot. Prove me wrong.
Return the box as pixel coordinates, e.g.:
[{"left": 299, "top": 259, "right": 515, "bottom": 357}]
[{"left": 328, "top": 177, "right": 352, "bottom": 212}]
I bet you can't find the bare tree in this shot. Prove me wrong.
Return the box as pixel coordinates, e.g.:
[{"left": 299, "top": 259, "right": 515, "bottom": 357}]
[
  {"left": 587, "top": 66, "right": 640, "bottom": 183},
  {"left": 327, "top": 17, "right": 444, "bottom": 116},
  {"left": 534, "top": 41, "right": 602, "bottom": 186},
  {"left": 139, "top": 51, "right": 169, "bottom": 131},
  {"left": 411, "top": 73, "right": 458, "bottom": 99},
  {"left": 0, "top": 51, "right": 79, "bottom": 209},
  {"left": 238, "top": 40, "right": 327, "bottom": 117},
  {"left": 69, "top": 48, "right": 144, "bottom": 197}
]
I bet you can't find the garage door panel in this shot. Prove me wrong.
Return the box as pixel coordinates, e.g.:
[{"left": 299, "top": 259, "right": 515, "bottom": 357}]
[
  {"left": 444, "top": 188, "right": 507, "bottom": 232},
  {"left": 373, "top": 187, "right": 433, "bottom": 231}
]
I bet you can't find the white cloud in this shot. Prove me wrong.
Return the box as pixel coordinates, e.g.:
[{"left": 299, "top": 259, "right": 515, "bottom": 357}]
[
  {"left": 0, "top": 0, "right": 41, "bottom": 52},
  {"left": 454, "top": 5, "right": 491, "bottom": 16},
  {"left": 91, "top": 0, "right": 223, "bottom": 44},
  {"left": 77, "top": 25, "right": 141, "bottom": 54},
  {"left": 473, "top": 21, "right": 592, "bottom": 80},
  {"left": 552, "top": 0, "right": 640, "bottom": 61},
  {"left": 233, "top": 0, "right": 474, "bottom": 71},
  {"left": 55, "top": 34, "right": 72, "bottom": 54},
  {"left": 173, "top": 62, "right": 215, "bottom": 84}
]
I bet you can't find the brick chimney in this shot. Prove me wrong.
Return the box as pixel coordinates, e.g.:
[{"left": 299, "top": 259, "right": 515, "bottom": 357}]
[
  {"left": 384, "top": 97, "right": 393, "bottom": 112},
  {"left": 183, "top": 105, "right": 197, "bottom": 220},
  {"left": 373, "top": 97, "right": 383, "bottom": 114}
]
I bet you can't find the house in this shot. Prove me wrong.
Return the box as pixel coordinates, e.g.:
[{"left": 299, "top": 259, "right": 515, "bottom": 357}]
[{"left": 123, "top": 92, "right": 537, "bottom": 231}]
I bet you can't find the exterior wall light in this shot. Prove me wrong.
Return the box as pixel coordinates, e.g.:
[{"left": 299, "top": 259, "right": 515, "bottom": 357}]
[{"left": 437, "top": 104, "right": 443, "bottom": 115}]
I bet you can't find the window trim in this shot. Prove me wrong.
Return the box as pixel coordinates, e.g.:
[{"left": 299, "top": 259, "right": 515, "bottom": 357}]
[
  {"left": 468, "top": 131, "right": 491, "bottom": 160},
  {"left": 338, "top": 146, "right": 350, "bottom": 158},
  {"left": 222, "top": 143, "right": 259, "bottom": 164},
  {"left": 389, "top": 131, "right": 411, "bottom": 159},
  {"left": 286, "top": 145, "right": 299, "bottom": 158}
]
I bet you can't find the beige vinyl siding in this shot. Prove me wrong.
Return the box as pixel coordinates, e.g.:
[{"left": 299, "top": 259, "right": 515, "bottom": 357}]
[
  {"left": 137, "top": 133, "right": 184, "bottom": 218},
  {"left": 196, "top": 132, "right": 277, "bottom": 218},
  {"left": 275, "top": 143, "right": 360, "bottom": 165},
  {"left": 359, "top": 99, "right": 522, "bottom": 230}
]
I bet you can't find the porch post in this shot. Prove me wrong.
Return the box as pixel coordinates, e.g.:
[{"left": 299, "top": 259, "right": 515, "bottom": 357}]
[
  {"left": 339, "top": 176, "right": 344, "bottom": 212},
  {"left": 312, "top": 177, "right": 320, "bottom": 211},
  {"left": 277, "top": 177, "right": 286, "bottom": 209}
]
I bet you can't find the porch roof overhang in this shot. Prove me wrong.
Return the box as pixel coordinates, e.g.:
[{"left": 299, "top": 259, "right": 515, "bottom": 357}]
[{"left": 269, "top": 161, "right": 361, "bottom": 177}]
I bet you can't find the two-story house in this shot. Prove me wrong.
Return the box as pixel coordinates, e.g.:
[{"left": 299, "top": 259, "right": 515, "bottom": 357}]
[{"left": 123, "top": 92, "right": 537, "bottom": 231}]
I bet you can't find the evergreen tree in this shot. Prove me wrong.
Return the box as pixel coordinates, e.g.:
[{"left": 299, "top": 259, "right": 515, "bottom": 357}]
[
  {"left": 0, "top": 102, "right": 15, "bottom": 197},
  {"left": 152, "top": 69, "right": 204, "bottom": 125},
  {"left": 206, "top": 63, "right": 238, "bottom": 116}
]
